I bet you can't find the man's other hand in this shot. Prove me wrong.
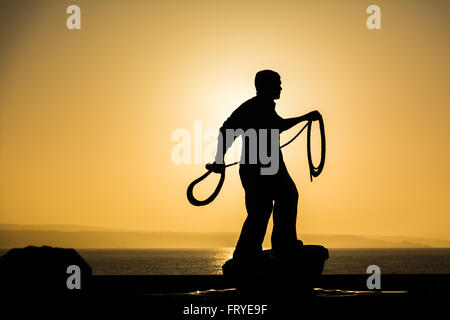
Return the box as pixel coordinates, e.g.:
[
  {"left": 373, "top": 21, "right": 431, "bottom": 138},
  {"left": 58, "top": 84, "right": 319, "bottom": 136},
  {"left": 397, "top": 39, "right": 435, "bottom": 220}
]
[{"left": 206, "top": 162, "right": 225, "bottom": 173}]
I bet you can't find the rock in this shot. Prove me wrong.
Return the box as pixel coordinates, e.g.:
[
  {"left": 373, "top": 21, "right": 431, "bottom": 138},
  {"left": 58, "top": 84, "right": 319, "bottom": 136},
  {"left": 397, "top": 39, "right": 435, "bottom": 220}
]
[
  {"left": 0, "top": 245, "right": 92, "bottom": 297},
  {"left": 222, "top": 245, "right": 329, "bottom": 295}
]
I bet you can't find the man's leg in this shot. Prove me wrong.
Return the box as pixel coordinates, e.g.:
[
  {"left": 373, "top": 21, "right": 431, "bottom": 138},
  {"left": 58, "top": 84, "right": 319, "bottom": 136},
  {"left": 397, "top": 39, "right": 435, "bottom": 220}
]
[
  {"left": 272, "top": 165, "right": 299, "bottom": 253},
  {"left": 233, "top": 171, "right": 273, "bottom": 261}
]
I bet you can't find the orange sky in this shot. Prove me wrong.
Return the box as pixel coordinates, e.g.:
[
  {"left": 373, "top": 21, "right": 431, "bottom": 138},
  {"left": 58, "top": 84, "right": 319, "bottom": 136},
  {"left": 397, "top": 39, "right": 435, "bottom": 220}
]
[{"left": 0, "top": 0, "right": 449, "bottom": 241}]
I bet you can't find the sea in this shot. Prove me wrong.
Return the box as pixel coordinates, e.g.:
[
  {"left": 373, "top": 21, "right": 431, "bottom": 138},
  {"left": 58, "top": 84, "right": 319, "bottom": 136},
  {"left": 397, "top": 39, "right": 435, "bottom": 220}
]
[{"left": 48, "top": 248, "right": 450, "bottom": 275}]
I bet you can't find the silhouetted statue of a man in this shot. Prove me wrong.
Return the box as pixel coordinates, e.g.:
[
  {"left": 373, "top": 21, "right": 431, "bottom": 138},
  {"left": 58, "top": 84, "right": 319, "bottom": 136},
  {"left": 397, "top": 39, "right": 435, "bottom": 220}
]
[{"left": 208, "top": 70, "right": 320, "bottom": 263}]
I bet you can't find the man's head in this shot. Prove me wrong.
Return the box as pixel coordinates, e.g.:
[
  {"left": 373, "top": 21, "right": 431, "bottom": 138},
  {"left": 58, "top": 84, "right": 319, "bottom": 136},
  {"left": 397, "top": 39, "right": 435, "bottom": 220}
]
[{"left": 255, "top": 70, "right": 282, "bottom": 100}]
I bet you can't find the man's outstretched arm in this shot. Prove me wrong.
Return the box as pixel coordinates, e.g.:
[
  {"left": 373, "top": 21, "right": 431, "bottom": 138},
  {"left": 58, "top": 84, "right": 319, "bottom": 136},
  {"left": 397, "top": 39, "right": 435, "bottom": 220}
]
[{"left": 279, "top": 110, "right": 321, "bottom": 132}]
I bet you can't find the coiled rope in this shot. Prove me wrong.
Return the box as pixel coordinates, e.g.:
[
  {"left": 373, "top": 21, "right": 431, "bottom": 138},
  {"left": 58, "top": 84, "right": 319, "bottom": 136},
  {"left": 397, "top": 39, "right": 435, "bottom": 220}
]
[{"left": 187, "top": 114, "right": 326, "bottom": 206}]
